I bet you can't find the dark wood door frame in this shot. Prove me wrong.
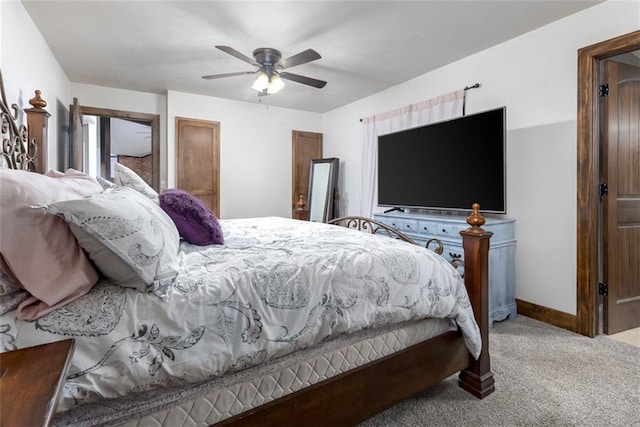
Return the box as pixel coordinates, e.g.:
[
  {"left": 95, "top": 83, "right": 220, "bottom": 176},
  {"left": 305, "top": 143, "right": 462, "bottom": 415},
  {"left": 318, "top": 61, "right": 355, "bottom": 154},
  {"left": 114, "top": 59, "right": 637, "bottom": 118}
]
[
  {"left": 70, "top": 101, "right": 161, "bottom": 191},
  {"left": 576, "top": 30, "right": 640, "bottom": 337}
]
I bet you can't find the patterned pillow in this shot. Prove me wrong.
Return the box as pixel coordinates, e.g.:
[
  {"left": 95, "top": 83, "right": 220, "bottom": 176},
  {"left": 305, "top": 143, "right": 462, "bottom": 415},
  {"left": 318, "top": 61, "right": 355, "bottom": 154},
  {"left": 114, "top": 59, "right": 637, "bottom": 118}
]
[
  {"left": 0, "top": 257, "right": 29, "bottom": 316},
  {"left": 160, "top": 189, "right": 224, "bottom": 245},
  {"left": 46, "top": 186, "right": 180, "bottom": 294},
  {"left": 114, "top": 162, "right": 159, "bottom": 204}
]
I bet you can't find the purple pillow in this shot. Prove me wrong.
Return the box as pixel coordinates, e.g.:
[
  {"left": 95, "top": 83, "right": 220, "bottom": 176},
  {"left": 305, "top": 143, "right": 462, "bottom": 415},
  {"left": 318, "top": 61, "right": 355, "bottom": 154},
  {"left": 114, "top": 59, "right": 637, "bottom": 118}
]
[{"left": 159, "top": 189, "right": 224, "bottom": 246}]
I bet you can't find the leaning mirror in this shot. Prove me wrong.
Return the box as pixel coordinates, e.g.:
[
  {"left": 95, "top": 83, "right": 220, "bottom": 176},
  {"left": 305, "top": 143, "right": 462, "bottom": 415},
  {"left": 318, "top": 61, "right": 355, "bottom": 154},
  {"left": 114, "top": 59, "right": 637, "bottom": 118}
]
[{"left": 307, "top": 158, "right": 339, "bottom": 223}]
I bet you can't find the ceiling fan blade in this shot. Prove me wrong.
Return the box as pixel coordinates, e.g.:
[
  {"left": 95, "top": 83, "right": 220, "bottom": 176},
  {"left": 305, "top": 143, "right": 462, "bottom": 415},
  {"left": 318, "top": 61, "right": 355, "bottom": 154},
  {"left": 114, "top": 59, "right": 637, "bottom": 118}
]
[
  {"left": 202, "top": 71, "right": 257, "bottom": 80},
  {"left": 278, "top": 49, "right": 321, "bottom": 69},
  {"left": 215, "top": 45, "right": 259, "bottom": 66},
  {"left": 279, "top": 72, "right": 327, "bottom": 89}
]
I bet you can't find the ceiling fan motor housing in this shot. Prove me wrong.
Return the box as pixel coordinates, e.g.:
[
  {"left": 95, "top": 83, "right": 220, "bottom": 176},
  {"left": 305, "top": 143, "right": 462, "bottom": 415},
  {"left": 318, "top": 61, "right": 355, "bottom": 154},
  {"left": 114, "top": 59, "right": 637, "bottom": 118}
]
[{"left": 253, "top": 48, "right": 282, "bottom": 69}]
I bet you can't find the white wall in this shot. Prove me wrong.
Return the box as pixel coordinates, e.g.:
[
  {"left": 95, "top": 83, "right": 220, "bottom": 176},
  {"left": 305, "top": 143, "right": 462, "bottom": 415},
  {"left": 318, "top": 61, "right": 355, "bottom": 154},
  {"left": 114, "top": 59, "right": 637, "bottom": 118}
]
[
  {"left": 1, "top": 0, "right": 71, "bottom": 170},
  {"left": 70, "top": 83, "right": 168, "bottom": 186},
  {"left": 167, "top": 90, "right": 322, "bottom": 219},
  {"left": 323, "top": 0, "right": 640, "bottom": 315}
]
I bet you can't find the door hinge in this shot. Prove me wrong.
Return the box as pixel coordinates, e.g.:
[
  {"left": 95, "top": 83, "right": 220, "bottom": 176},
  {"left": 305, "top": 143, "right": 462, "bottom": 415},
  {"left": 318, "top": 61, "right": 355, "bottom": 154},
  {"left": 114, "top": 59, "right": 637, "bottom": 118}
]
[
  {"left": 599, "top": 84, "right": 609, "bottom": 97},
  {"left": 599, "top": 282, "right": 608, "bottom": 296},
  {"left": 600, "top": 183, "right": 608, "bottom": 197}
]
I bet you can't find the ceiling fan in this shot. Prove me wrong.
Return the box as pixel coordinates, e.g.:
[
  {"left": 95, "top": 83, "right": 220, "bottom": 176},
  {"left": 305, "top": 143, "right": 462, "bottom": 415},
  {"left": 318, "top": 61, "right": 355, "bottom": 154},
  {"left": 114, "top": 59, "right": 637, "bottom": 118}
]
[{"left": 202, "top": 45, "right": 327, "bottom": 95}]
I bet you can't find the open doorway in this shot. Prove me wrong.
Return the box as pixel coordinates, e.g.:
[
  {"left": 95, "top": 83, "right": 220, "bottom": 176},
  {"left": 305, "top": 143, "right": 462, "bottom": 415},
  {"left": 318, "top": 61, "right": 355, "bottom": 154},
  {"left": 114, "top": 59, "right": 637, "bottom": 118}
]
[
  {"left": 70, "top": 100, "right": 160, "bottom": 191},
  {"left": 576, "top": 30, "right": 640, "bottom": 338}
]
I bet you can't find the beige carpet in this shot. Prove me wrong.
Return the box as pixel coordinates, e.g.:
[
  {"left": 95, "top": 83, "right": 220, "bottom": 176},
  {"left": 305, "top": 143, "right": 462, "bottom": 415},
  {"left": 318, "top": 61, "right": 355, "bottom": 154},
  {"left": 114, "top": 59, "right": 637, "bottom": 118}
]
[{"left": 361, "top": 315, "right": 640, "bottom": 426}]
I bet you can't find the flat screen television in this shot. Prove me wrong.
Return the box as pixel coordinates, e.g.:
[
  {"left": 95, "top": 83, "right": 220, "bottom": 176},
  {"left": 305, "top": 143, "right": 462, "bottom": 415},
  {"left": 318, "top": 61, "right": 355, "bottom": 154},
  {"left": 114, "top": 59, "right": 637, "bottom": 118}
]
[{"left": 377, "top": 106, "right": 506, "bottom": 214}]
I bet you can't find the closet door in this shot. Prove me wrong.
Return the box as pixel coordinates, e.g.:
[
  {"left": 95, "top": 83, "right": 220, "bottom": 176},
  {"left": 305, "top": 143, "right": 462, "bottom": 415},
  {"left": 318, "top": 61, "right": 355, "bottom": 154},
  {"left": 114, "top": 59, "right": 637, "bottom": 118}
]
[{"left": 176, "top": 117, "right": 220, "bottom": 216}]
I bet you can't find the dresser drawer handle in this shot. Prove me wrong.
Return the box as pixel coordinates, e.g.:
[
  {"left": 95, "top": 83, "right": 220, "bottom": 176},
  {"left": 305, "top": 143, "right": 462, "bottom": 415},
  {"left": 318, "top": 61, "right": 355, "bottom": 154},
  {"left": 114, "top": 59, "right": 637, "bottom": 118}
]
[{"left": 442, "top": 229, "right": 446, "bottom": 233}]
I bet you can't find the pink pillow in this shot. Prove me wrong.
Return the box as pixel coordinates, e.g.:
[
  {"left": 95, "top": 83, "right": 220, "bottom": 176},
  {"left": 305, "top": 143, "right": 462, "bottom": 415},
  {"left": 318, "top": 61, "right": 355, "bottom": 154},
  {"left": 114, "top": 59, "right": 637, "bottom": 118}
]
[
  {"left": 0, "top": 168, "right": 103, "bottom": 319},
  {"left": 160, "top": 189, "right": 224, "bottom": 246}
]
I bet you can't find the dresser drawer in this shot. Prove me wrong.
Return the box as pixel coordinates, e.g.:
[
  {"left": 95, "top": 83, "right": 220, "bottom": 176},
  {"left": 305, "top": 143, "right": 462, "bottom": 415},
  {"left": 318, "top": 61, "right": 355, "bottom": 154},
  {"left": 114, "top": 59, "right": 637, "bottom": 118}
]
[
  {"left": 435, "top": 223, "right": 466, "bottom": 238},
  {"left": 384, "top": 218, "right": 400, "bottom": 231},
  {"left": 382, "top": 217, "right": 417, "bottom": 234},
  {"left": 399, "top": 219, "right": 418, "bottom": 233},
  {"left": 417, "top": 220, "right": 437, "bottom": 235}
]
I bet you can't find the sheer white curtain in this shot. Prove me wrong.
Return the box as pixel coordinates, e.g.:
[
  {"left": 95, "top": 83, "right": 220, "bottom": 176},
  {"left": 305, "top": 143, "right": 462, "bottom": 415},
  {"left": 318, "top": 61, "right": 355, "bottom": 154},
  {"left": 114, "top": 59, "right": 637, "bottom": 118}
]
[{"left": 360, "top": 90, "right": 464, "bottom": 217}]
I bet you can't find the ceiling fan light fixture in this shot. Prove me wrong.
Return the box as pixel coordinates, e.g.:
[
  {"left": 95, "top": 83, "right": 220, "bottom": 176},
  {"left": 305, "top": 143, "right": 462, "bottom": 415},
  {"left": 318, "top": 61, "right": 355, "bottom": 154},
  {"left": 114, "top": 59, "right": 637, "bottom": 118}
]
[
  {"left": 267, "top": 74, "right": 285, "bottom": 94},
  {"left": 208, "top": 46, "right": 326, "bottom": 93},
  {"left": 251, "top": 72, "right": 269, "bottom": 92}
]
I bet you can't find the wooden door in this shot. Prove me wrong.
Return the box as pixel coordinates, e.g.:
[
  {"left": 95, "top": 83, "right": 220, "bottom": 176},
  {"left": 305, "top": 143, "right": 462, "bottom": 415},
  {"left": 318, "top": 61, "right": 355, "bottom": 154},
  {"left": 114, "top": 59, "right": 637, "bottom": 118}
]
[
  {"left": 176, "top": 117, "right": 220, "bottom": 216},
  {"left": 602, "top": 59, "right": 640, "bottom": 334},
  {"left": 292, "top": 130, "right": 322, "bottom": 217}
]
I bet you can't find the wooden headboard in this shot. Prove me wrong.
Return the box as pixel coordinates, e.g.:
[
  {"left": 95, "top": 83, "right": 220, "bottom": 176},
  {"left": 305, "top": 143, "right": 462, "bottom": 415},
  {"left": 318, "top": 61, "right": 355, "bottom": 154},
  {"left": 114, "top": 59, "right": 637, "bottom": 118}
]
[{"left": 0, "top": 71, "right": 50, "bottom": 173}]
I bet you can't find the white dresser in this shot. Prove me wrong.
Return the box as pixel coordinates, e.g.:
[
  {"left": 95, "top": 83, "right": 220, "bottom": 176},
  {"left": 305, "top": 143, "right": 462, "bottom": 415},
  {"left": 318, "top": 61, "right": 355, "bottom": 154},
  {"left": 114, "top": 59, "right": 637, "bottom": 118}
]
[{"left": 374, "top": 211, "right": 517, "bottom": 326}]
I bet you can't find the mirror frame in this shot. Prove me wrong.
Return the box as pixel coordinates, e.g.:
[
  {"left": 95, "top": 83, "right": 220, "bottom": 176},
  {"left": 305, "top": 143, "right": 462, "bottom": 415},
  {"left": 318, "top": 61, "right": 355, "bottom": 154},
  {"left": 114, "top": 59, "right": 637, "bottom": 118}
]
[{"left": 307, "top": 158, "right": 339, "bottom": 223}]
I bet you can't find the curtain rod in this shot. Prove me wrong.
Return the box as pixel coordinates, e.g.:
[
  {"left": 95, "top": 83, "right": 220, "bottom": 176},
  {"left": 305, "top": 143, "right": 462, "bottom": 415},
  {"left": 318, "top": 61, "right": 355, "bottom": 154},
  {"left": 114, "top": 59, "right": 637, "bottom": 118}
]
[
  {"left": 462, "top": 82, "right": 481, "bottom": 115},
  {"left": 359, "top": 83, "right": 481, "bottom": 122}
]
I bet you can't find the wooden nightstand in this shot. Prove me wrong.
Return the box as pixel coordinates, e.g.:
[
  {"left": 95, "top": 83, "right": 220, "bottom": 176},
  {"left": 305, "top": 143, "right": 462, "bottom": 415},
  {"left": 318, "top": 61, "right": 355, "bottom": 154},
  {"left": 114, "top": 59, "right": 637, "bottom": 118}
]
[{"left": 0, "top": 339, "right": 75, "bottom": 427}]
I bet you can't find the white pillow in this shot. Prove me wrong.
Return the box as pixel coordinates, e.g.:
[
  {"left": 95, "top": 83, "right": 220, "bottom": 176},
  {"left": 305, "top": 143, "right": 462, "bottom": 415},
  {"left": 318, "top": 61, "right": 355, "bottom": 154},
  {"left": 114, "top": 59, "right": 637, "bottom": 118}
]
[
  {"left": 46, "top": 186, "right": 180, "bottom": 293},
  {"left": 96, "top": 175, "right": 117, "bottom": 190},
  {"left": 114, "top": 162, "right": 159, "bottom": 204}
]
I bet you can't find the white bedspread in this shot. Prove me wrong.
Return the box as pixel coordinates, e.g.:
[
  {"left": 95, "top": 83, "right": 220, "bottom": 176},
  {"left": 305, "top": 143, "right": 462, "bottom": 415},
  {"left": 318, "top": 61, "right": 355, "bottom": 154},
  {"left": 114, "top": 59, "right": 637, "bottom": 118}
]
[{"left": 0, "top": 217, "right": 480, "bottom": 413}]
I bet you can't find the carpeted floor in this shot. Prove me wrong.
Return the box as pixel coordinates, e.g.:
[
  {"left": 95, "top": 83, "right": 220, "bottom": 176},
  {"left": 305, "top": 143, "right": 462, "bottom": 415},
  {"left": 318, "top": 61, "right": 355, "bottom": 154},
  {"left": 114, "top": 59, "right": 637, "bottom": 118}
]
[{"left": 360, "top": 315, "right": 640, "bottom": 426}]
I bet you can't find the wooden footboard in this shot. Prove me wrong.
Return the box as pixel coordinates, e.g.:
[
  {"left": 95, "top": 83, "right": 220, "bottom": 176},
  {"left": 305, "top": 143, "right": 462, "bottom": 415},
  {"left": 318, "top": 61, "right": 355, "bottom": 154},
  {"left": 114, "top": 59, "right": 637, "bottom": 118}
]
[{"left": 220, "top": 204, "right": 494, "bottom": 426}]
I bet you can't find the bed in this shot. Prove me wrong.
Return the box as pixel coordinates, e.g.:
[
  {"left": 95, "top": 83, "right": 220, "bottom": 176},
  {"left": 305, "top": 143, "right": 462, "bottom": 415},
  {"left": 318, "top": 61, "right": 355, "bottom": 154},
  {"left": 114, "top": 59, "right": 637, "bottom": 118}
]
[{"left": 0, "top": 75, "right": 494, "bottom": 426}]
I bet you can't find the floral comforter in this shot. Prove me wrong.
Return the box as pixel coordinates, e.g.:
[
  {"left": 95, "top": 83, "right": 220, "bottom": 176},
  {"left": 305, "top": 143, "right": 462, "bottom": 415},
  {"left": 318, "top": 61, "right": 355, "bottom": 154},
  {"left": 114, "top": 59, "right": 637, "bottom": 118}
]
[{"left": 0, "top": 217, "right": 480, "bottom": 413}]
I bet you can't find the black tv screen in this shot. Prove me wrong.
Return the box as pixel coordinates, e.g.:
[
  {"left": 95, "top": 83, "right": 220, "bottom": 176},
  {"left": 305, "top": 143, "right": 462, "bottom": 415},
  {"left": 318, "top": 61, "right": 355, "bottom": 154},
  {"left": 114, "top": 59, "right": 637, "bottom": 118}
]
[{"left": 377, "top": 107, "right": 506, "bottom": 213}]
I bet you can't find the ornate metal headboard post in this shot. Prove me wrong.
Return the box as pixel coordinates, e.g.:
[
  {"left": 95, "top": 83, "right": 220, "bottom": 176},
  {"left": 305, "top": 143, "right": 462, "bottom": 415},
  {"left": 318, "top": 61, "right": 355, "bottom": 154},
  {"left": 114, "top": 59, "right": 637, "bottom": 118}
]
[
  {"left": 0, "top": 70, "right": 49, "bottom": 173},
  {"left": 24, "top": 90, "right": 50, "bottom": 173}
]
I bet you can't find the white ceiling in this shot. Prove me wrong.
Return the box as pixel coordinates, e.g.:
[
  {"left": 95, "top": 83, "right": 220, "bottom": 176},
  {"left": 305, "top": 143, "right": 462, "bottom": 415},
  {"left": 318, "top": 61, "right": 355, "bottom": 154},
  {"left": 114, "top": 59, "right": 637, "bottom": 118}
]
[{"left": 22, "top": 0, "right": 601, "bottom": 113}]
